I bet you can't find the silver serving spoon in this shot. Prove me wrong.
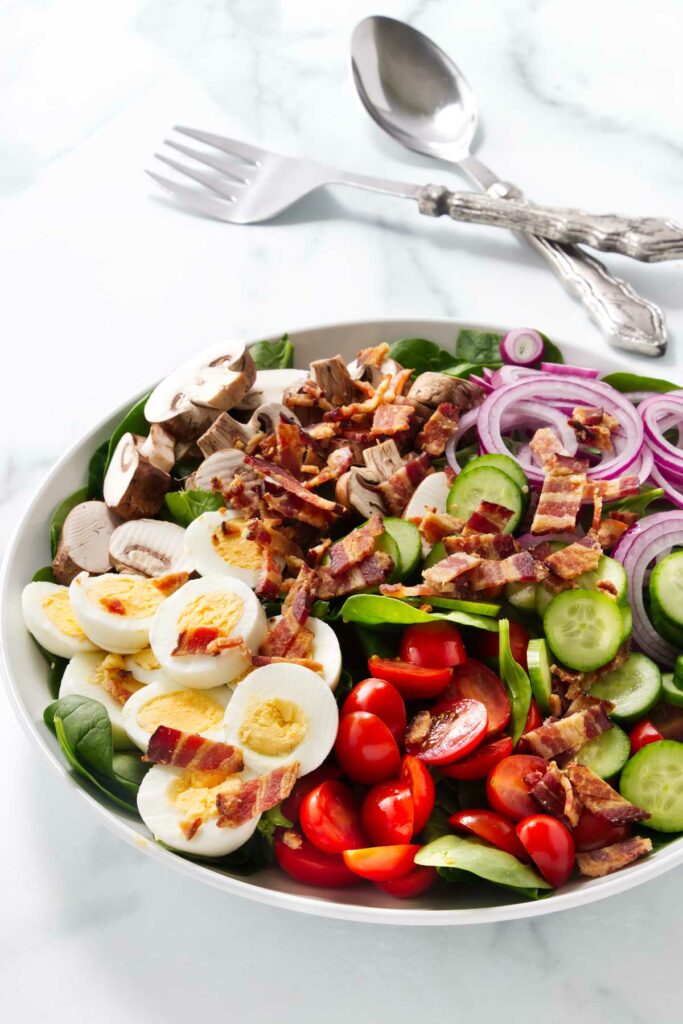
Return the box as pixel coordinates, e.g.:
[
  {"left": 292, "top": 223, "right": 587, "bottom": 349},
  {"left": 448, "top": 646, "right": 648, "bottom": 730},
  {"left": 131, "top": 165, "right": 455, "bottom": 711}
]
[{"left": 351, "top": 15, "right": 667, "bottom": 357}]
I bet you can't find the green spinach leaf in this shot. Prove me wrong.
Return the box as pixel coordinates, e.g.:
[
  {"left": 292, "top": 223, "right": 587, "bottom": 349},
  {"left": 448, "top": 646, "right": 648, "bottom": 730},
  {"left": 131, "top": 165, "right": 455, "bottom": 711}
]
[
  {"left": 415, "top": 834, "right": 551, "bottom": 898},
  {"left": 111, "top": 752, "right": 150, "bottom": 795},
  {"left": 32, "top": 637, "right": 67, "bottom": 697},
  {"left": 32, "top": 565, "right": 56, "bottom": 583},
  {"left": 604, "top": 487, "right": 666, "bottom": 518},
  {"left": 388, "top": 338, "right": 459, "bottom": 375},
  {"left": 104, "top": 393, "right": 151, "bottom": 473},
  {"left": 455, "top": 329, "right": 503, "bottom": 365},
  {"left": 601, "top": 372, "right": 677, "bottom": 394},
  {"left": 538, "top": 333, "right": 564, "bottom": 365},
  {"left": 341, "top": 594, "right": 499, "bottom": 633},
  {"left": 443, "top": 361, "right": 502, "bottom": 380},
  {"left": 49, "top": 487, "right": 88, "bottom": 558},
  {"left": 87, "top": 440, "right": 109, "bottom": 500},
  {"left": 165, "top": 489, "right": 224, "bottom": 527},
  {"left": 249, "top": 334, "right": 294, "bottom": 370},
  {"left": 334, "top": 668, "right": 355, "bottom": 706},
  {"left": 407, "top": 596, "right": 501, "bottom": 617},
  {"left": 498, "top": 618, "right": 532, "bottom": 745}
]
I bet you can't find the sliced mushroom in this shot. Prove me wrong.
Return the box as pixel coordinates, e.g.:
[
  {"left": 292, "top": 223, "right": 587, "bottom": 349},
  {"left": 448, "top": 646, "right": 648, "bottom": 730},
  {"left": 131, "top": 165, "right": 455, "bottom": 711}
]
[
  {"left": 139, "top": 424, "right": 176, "bottom": 474},
  {"left": 408, "top": 372, "right": 484, "bottom": 410},
  {"left": 197, "top": 412, "right": 253, "bottom": 458},
  {"left": 310, "top": 355, "right": 356, "bottom": 405},
  {"left": 53, "top": 501, "right": 119, "bottom": 585},
  {"left": 173, "top": 439, "right": 203, "bottom": 464},
  {"left": 109, "top": 519, "right": 194, "bottom": 576},
  {"left": 237, "top": 368, "right": 308, "bottom": 412},
  {"left": 363, "top": 439, "right": 404, "bottom": 482},
  {"left": 247, "top": 403, "right": 300, "bottom": 435},
  {"left": 347, "top": 355, "right": 400, "bottom": 387},
  {"left": 103, "top": 433, "right": 171, "bottom": 520},
  {"left": 335, "top": 468, "right": 386, "bottom": 518},
  {"left": 187, "top": 449, "right": 246, "bottom": 492}
]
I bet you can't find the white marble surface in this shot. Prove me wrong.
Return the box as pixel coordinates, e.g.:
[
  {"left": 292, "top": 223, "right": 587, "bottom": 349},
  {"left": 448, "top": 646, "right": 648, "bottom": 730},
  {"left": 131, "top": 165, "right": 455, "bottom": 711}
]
[{"left": 1, "top": 1, "right": 682, "bottom": 1020}]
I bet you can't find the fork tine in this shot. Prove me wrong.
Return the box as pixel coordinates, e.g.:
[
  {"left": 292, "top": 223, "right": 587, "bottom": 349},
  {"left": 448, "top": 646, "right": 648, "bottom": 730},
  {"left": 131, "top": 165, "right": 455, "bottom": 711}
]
[
  {"left": 174, "top": 126, "right": 264, "bottom": 165},
  {"left": 164, "top": 139, "right": 250, "bottom": 183},
  {"left": 154, "top": 153, "right": 238, "bottom": 200},
  {"left": 145, "top": 170, "right": 237, "bottom": 222}
]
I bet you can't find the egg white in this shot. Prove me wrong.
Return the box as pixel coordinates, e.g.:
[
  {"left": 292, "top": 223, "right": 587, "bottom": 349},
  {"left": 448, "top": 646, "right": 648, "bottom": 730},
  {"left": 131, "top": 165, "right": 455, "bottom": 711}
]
[
  {"left": 124, "top": 647, "right": 170, "bottom": 685},
  {"left": 137, "top": 763, "right": 259, "bottom": 857},
  {"left": 223, "top": 662, "right": 338, "bottom": 776},
  {"left": 149, "top": 575, "right": 267, "bottom": 689},
  {"left": 22, "top": 582, "right": 100, "bottom": 659},
  {"left": 69, "top": 572, "right": 176, "bottom": 654},
  {"left": 267, "top": 614, "right": 341, "bottom": 690},
  {"left": 58, "top": 652, "right": 136, "bottom": 749},
  {"left": 184, "top": 510, "right": 263, "bottom": 586},
  {"left": 122, "top": 680, "right": 231, "bottom": 752}
]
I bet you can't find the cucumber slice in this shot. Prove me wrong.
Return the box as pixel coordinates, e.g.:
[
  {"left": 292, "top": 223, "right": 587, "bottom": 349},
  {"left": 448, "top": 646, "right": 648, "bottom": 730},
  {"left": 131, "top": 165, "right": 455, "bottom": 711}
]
[
  {"left": 575, "top": 724, "right": 631, "bottom": 780},
  {"left": 459, "top": 454, "right": 530, "bottom": 499},
  {"left": 621, "top": 603, "right": 633, "bottom": 644},
  {"left": 423, "top": 540, "right": 446, "bottom": 571},
  {"left": 650, "top": 600, "right": 683, "bottom": 647},
  {"left": 649, "top": 553, "right": 683, "bottom": 636},
  {"left": 527, "top": 638, "right": 552, "bottom": 716},
  {"left": 576, "top": 555, "right": 628, "bottom": 604},
  {"left": 675, "top": 654, "right": 683, "bottom": 689},
  {"left": 447, "top": 467, "right": 523, "bottom": 533},
  {"left": 543, "top": 589, "right": 624, "bottom": 673},
  {"left": 375, "top": 531, "right": 402, "bottom": 583},
  {"left": 590, "top": 652, "right": 662, "bottom": 725},
  {"left": 620, "top": 740, "right": 683, "bottom": 832},
  {"left": 506, "top": 582, "right": 537, "bottom": 612},
  {"left": 662, "top": 673, "right": 683, "bottom": 710},
  {"left": 383, "top": 518, "right": 421, "bottom": 579},
  {"left": 534, "top": 582, "right": 554, "bottom": 618}
]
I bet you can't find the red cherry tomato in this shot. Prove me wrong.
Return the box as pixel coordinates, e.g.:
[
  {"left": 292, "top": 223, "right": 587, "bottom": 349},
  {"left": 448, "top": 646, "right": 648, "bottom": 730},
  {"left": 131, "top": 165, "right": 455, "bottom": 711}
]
[
  {"left": 629, "top": 719, "right": 664, "bottom": 756},
  {"left": 280, "top": 764, "right": 341, "bottom": 824},
  {"left": 334, "top": 711, "right": 401, "bottom": 785},
  {"left": 399, "top": 621, "right": 466, "bottom": 668},
  {"left": 401, "top": 755, "right": 435, "bottom": 833},
  {"left": 449, "top": 808, "right": 529, "bottom": 861},
  {"left": 405, "top": 698, "right": 488, "bottom": 765},
  {"left": 368, "top": 656, "right": 452, "bottom": 700},
  {"left": 300, "top": 780, "right": 367, "bottom": 855},
  {"left": 571, "top": 808, "right": 631, "bottom": 853},
  {"left": 361, "top": 781, "right": 414, "bottom": 846},
  {"left": 343, "top": 844, "right": 421, "bottom": 882},
  {"left": 476, "top": 620, "right": 531, "bottom": 670},
  {"left": 440, "top": 736, "right": 514, "bottom": 781},
  {"left": 274, "top": 828, "right": 357, "bottom": 888},
  {"left": 486, "top": 754, "right": 548, "bottom": 821},
  {"left": 522, "top": 698, "right": 542, "bottom": 735},
  {"left": 375, "top": 865, "right": 438, "bottom": 898},
  {"left": 516, "top": 814, "right": 575, "bottom": 887},
  {"left": 341, "top": 678, "right": 406, "bottom": 745},
  {"left": 433, "top": 659, "right": 510, "bottom": 736}
]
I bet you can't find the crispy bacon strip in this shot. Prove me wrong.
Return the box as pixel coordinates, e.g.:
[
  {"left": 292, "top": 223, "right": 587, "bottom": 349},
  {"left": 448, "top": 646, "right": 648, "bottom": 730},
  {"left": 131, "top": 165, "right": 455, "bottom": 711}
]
[
  {"left": 246, "top": 456, "right": 344, "bottom": 523},
  {"left": 597, "top": 518, "right": 630, "bottom": 550},
  {"left": 469, "top": 551, "right": 546, "bottom": 591},
  {"left": 530, "top": 428, "right": 569, "bottom": 466},
  {"left": 543, "top": 533, "right": 602, "bottom": 580},
  {"left": 569, "top": 406, "right": 619, "bottom": 452},
  {"left": 328, "top": 511, "right": 384, "bottom": 577},
  {"left": 565, "top": 763, "right": 649, "bottom": 824},
  {"left": 463, "top": 501, "right": 515, "bottom": 536},
  {"left": 144, "top": 725, "right": 243, "bottom": 773},
  {"left": 531, "top": 470, "right": 586, "bottom": 534},
  {"left": 251, "top": 655, "right": 323, "bottom": 672},
  {"left": 576, "top": 837, "right": 652, "bottom": 878},
  {"left": 153, "top": 572, "right": 191, "bottom": 596},
  {"left": 316, "top": 551, "right": 394, "bottom": 599},
  {"left": 172, "top": 626, "right": 226, "bottom": 657},
  {"left": 274, "top": 419, "right": 305, "bottom": 476},
  {"left": 378, "top": 452, "right": 432, "bottom": 516},
  {"left": 216, "top": 762, "right": 300, "bottom": 827},
  {"left": 371, "top": 403, "right": 414, "bottom": 436},
  {"left": 423, "top": 552, "right": 481, "bottom": 587},
  {"left": 552, "top": 642, "right": 631, "bottom": 700},
  {"left": 444, "top": 533, "right": 517, "bottom": 560},
  {"left": 260, "top": 565, "right": 317, "bottom": 659},
  {"left": 417, "top": 403, "right": 460, "bottom": 456},
  {"left": 523, "top": 705, "right": 612, "bottom": 758},
  {"left": 307, "top": 537, "right": 332, "bottom": 567},
  {"left": 529, "top": 762, "right": 583, "bottom": 827},
  {"left": 323, "top": 374, "right": 392, "bottom": 421},
  {"left": 414, "top": 510, "right": 464, "bottom": 547},
  {"left": 98, "top": 656, "right": 137, "bottom": 706},
  {"left": 303, "top": 446, "right": 354, "bottom": 490},
  {"left": 586, "top": 476, "right": 639, "bottom": 502},
  {"left": 255, "top": 546, "right": 283, "bottom": 600},
  {"left": 356, "top": 342, "right": 390, "bottom": 368}
]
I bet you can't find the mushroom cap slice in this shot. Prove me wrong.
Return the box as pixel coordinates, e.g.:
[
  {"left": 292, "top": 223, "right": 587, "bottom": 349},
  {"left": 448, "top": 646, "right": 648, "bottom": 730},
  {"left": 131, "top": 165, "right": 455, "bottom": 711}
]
[
  {"left": 188, "top": 450, "right": 246, "bottom": 493},
  {"left": 336, "top": 468, "right": 386, "bottom": 518},
  {"left": 197, "top": 412, "right": 253, "bottom": 459},
  {"left": 103, "top": 433, "right": 171, "bottom": 520},
  {"left": 247, "top": 403, "right": 300, "bottom": 435},
  {"left": 139, "top": 424, "right": 176, "bottom": 474},
  {"left": 347, "top": 355, "right": 400, "bottom": 386},
  {"left": 236, "top": 368, "right": 308, "bottom": 412},
  {"left": 53, "top": 501, "right": 119, "bottom": 585},
  {"left": 109, "top": 519, "right": 194, "bottom": 577},
  {"left": 407, "top": 372, "right": 484, "bottom": 410}
]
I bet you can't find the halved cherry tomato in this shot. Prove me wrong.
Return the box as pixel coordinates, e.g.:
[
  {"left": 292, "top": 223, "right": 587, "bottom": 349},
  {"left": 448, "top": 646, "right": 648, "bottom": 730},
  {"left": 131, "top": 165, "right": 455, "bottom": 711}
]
[
  {"left": 400, "top": 621, "right": 466, "bottom": 668},
  {"left": 368, "top": 656, "right": 452, "bottom": 700},
  {"left": 440, "top": 736, "right": 513, "bottom": 781},
  {"left": 405, "top": 698, "right": 488, "bottom": 765},
  {"left": 334, "top": 711, "right": 401, "bottom": 785},
  {"left": 486, "top": 754, "right": 547, "bottom": 821},
  {"left": 341, "top": 678, "right": 406, "bottom": 745},
  {"left": 401, "top": 755, "right": 435, "bottom": 833},
  {"left": 476, "top": 620, "right": 531, "bottom": 670},
  {"left": 361, "top": 781, "right": 414, "bottom": 845},
  {"left": 281, "top": 764, "right": 341, "bottom": 824},
  {"left": 522, "top": 698, "right": 542, "bottom": 735},
  {"left": 629, "top": 719, "right": 664, "bottom": 756},
  {"left": 343, "top": 844, "right": 421, "bottom": 882},
  {"left": 571, "top": 808, "right": 631, "bottom": 853},
  {"left": 516, "top": 814, "right": 575, "bottom": 887},
  {"left": 375, "top": 865, "right": 438, "bottom": 898},
  {"left": 449, "top": 808, "right": 529, "bottom": 861},
  {"left": 274, "top": 828, "right": 357, "bottom": 888},
  {"left": 300, "top": 780, "right": 367, "bottom": 855},
  {"left": 433, "top": 659, "right": 510, "bottom": 736}
]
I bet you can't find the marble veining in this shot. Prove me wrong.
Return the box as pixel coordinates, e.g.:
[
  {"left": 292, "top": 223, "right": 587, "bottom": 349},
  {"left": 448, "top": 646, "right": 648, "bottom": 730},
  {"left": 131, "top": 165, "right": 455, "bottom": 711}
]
[{"left": 1, "top": 1, "right": 682, "bottom": 1021}]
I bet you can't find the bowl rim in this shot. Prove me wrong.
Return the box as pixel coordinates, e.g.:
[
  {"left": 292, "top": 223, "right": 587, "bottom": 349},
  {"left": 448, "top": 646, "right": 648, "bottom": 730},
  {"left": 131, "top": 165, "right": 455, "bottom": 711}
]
[{"left": 3, "top": 315, "right": 682, "bottom": 926}]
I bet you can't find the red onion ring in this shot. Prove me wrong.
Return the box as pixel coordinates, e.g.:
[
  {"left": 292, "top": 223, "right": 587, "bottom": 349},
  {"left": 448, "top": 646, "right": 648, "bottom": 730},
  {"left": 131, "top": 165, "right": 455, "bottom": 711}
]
[
  {"left": 445, "top": 407, "right": 480, "bottom": 474},
  {"left": 650, "top": 462, "right": 683, "bottom": 509},
  {"left": 540, "top": 363, "right": 600, "bottom": 378},
  {"left": 501, "top": 328, "right": 545, "bottom": 366}
]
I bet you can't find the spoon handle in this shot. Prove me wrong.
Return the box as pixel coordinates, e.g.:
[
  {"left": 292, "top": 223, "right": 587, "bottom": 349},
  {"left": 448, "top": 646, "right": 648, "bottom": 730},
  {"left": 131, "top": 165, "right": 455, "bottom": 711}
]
[{"left": 418, "top": 182, "right": 667, "bottom": 356}]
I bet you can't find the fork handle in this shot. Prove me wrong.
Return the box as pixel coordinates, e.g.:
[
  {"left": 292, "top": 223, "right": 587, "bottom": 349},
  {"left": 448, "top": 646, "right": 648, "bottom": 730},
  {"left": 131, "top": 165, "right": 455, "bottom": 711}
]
[{"left": 417, "top": 185, "right": 683, "bottom": 263}]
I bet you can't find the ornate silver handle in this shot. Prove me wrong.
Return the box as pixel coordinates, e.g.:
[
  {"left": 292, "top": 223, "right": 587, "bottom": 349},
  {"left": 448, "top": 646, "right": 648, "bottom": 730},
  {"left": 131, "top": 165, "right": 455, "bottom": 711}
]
[{"left": 417, "top": 185, "right": 683, "bottom": 263}]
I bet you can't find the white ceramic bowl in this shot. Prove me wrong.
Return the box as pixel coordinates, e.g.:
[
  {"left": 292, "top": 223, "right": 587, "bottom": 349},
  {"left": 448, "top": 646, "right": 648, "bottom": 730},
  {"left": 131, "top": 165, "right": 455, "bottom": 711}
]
[{"left": 2, "top": 318, "right": 681, "bottom": 925}]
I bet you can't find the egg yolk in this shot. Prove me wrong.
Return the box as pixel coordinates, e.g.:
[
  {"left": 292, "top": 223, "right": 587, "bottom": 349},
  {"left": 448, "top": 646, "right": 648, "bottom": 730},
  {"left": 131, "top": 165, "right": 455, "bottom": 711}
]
[
  {"left": 238, "top": 697, "right": 308, "bottom": 756},
  {"left": 87, "top": 577, "right": 167, "bottom": 619},
  {"left": 42, "top": 589, "right": 88, "bottom": 639},
  {"left": 169, "top": 769, "right": 242, "bottom": 825},
  {"left": 94, "top": 654, "right": 143, "bottom": 704},
  {"left": 137, "top": 690, "right": 225, "bottom": 735},
  {"left": 129, "top": 647, "right": 161, "bottom": 672},
  {"left": 176, "top": 592, "right": 244, "bottom": 637},
  {"left": 211, "top": 521, "right": 261, "bottom": 570}
]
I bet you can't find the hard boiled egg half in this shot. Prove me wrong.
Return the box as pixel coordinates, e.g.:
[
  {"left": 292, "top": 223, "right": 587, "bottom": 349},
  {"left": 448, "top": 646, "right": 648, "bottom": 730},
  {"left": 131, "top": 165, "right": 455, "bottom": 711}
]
[
  {"left": 122, "top": 680, "right": 231, "bottom": 752},
  {"left": 223, "top": 662, "right": 338, "bottom": 776},
  {"left": 69, "top": 571, "right": 187, "bottom": 654},
  {"left": 137, "top": 763, "right": 259, "bottom": 857},
  {"left": 185, "top": 510, "right": 268, "bottom": 587},
  {"left": 266, "top": 614, "right": 341, "bottom": 690},
  {"left": 59, "top": 652, "right": 143, "bottom": 748},
  {"left": 22, "top": 582, "right": 100, "bottom": 659},
  {"left": 124, "top": 646, "right": 168, "bottom": 685},
  {"left": 150, "top": 575, "right": 267, "bottom": 688}
]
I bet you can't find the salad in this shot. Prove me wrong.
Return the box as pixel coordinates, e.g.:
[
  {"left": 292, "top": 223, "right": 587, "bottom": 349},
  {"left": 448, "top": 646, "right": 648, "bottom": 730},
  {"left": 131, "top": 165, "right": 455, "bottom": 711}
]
[{"left": 22, "top": 326, "right": 683, "bottom": 902}]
